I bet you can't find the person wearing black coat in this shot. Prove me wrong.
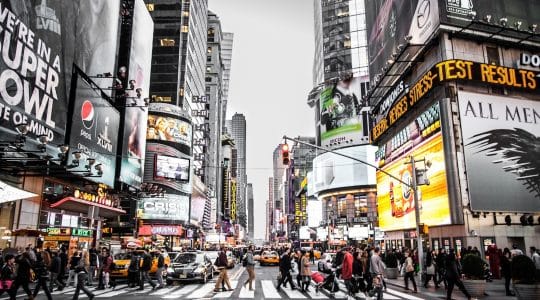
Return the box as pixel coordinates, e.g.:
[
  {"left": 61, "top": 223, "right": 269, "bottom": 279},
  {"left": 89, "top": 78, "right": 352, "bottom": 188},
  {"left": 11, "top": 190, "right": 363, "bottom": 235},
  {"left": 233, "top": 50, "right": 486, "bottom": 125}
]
[
  {"left": 445, "top": 250, "right": 472, "bottom": 300},
  {"left": 59, "top": 247, "right": 68, "bottom": 286},
  {"left": 276, "top": 248, "right": 295, "bottom": 290},
  {"left": 32, "top": 252, "right": 52, "bottom": 300},
  {"left": 353, "top": 251, "right": 366, "bottom": 293},
  {"left": 501, "top": 248, "right": 514, "bottom": 296},
  {"left": 9, "top": 252, "right": 34, "bottom": 300},
  {"left": 50, "top": 251, "right": 65, "bottom": 291}
]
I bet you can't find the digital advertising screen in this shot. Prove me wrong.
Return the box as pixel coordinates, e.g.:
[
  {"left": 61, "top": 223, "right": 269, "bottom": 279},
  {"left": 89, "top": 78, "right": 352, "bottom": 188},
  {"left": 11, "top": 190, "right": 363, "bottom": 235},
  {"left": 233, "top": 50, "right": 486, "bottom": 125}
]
[
  {"left": 376, "top": 102, "right": 451, "bottom": 231},
  {"left": 147, "top": 114, "right": 192, "bottom": 148},
  {"left": 319, "top": 76, "right": 370, "bottom": 149},
  {"left": 119, "top": 0, "right": 153, "bottom": 189},
  {"left": 458, "top": 91, "right": 540, "bottom": 212},
  {"left": 137, "top": 194, "right": 189, "bottom": 221},
  {"left": 154, "top": 155, "right": 190, "bottom": 182}
]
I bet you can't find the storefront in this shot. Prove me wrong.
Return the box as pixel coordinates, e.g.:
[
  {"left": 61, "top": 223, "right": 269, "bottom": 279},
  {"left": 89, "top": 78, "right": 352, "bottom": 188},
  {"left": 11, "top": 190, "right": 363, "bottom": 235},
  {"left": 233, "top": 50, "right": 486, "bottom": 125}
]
[
  {"left": 41, "top": 227, "right": 94, "bottom": 254},
  {"left": 138, "top": 224, "right": 184, "bottom": 249}
]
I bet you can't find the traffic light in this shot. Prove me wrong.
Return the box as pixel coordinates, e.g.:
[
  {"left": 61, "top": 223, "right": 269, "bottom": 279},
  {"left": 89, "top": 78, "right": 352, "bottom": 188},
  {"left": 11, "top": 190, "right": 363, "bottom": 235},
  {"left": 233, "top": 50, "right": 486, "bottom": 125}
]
[
  {"left": 282, "top": 143, "right": 290, "bottom": 165},
  {"left": 419, "top": 223, "right": 429, "bottom": 235}
]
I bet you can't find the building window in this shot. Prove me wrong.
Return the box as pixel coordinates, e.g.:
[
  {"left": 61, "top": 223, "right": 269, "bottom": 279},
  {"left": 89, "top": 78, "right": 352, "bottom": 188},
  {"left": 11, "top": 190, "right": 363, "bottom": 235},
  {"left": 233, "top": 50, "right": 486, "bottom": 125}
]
[
  {"left": 181, "top": 26, "right": 189, "bottom": 33},
  {"left": 205, "top": 77, "right": 212, "bottom": 82},
  {"left": 182, "top": 11, "right": 189, "bottom": 17},
  {"left": 160, "top": 38, "right": 175, "bottom": 47},
  {"left": 207, "top": 56, "right": 211, "bottom": 62},
  {"left": 207, "top": 47, "right": 212, "bottom": 53},
  {"left": 146, "top": 3, "right": 154, "bottom": 11},
  {"left": 206, "top": 66, "right": 211, "bottom": 72}
]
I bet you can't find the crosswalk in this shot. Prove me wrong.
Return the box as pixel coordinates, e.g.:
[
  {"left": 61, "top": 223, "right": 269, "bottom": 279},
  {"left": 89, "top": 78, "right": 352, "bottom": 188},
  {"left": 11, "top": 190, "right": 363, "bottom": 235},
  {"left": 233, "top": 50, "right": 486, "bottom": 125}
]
[{"left": 1, "top": 279, "right": 425, "bottom": 299}]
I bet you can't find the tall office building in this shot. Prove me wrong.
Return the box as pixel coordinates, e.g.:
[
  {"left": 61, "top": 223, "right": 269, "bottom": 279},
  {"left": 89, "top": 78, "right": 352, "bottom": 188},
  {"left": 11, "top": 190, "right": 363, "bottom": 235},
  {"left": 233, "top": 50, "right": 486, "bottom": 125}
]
[
  {"left": 228, "top": 113, "right": 247, "bottom": 228},
  {"left": 266, "top": 177, "right": 274, "bottom": 241},
  {"left": 205, "top": 11, "right": 234, "bottom": 199},
  {"left": 148, "top": 0, "right": 209, "bottom": 178},
  {"left": 312, "top": 0, "right": 369, "bottom": 82},
  {"left": 247, "top": 183, "right": 254, "bottom": 239}
]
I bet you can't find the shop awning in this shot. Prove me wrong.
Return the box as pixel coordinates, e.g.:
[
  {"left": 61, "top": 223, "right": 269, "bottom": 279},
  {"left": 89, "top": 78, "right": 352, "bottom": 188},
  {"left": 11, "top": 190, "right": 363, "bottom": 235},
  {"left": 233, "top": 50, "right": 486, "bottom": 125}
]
[
  {"left": 51, "top": 197, "right": 126, "bottom": 218},
  {"left": 0, "top": 180, "right": 37, "bottom": 203}
]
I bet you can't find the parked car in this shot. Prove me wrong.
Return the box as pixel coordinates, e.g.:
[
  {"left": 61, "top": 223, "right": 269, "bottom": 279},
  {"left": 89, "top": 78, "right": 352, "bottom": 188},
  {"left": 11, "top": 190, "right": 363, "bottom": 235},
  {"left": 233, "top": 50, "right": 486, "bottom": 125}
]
[
  {"left": 259, "top": 251, "right": 279, "bottom": 266},
  {"left": 111, "top": 250, "right": 170, "bottom": 279},
  {"left": 166, "top": 251, "right": 213, "bottom": 284},
  {"left": 253, "top": 250, "right": 262, "bottom": 261}
]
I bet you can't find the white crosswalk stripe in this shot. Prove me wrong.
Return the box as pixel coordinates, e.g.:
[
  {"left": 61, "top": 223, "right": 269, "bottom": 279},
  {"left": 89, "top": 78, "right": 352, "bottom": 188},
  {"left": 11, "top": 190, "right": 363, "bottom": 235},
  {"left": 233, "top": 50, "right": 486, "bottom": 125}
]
[
  {"left": 150, "top": 286, "right": 182, "bottom": 296},
  {"left": 384, "top": 288, "right": 424, "bottom": 300},
  {"left": 280, "top": 285, "right": 307, "bottom": 299},
  {"left": 238, "top": 284, "right": 255, "bottom": 298},
  {"left": 212, "top": 280, "right": 238, "bottom": 298},
  {"left": 185, "top": 282, "right": 218, "bottom": 299},
  {"left": 161, "top": 284, "right": 200, "bottom": 299},
  {"left": 260, "top": 280, "right": 281, "bottom": 299}
]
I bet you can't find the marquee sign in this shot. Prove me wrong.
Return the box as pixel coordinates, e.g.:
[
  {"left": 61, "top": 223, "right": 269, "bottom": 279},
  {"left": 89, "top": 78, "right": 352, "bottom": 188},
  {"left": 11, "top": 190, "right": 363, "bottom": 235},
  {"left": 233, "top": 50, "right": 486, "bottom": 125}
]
[
  {"left": 371, "top": 59, "right": 539, "bottom": 143},
  {"left": 138, "top": 225, "right": 183, "bottom": 236}
]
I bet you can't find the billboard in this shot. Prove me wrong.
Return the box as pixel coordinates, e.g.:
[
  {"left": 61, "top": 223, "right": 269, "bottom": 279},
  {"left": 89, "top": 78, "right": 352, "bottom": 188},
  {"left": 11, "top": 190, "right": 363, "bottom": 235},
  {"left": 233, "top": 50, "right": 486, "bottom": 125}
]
[
  {"left": 155, "top": 155, "right": 190, "bottom": 182},
  {"left": 441, "top": 0, "right": 539, "bottom": 31},
  {"left": 119, "top": 0, "right": 153, "bottom": 188},
  {"left": 458, "top": 91, "right": 540, "bottom": 212},
  {"left": 319, "top": 76, "right": 370, "bottom": 149},
  {"left": 137, "top": 194, "right": 190, "bottom": 221},
  {"left": 311, "top": 145, "right": 377, "bottom": 195},
  {"left": 376, "top": 103, "right": 451, "bottom": 231},
  {"left": 147, "top": 114, "right": 192, "bottom": 148},
  {"left": 365, "top": 0, "right": 440, "bottom": 81},
  {"left": 68, "top": 70, "right": 119, "bottom": 187}
]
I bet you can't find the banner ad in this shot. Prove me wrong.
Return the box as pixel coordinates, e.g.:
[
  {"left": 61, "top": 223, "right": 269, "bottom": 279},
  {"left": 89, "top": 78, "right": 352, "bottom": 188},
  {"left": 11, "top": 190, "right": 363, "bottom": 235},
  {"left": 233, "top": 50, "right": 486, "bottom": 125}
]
[
  {"left": 319, "top": 76, "right": 370, "bottom": 149},
  {"left": 137, "top": 194, "right": 190, "bottom": 221},
  {"left": 68, "top": 72, "right": 119, "bottom": 187},
  {"left": 365, "top": 0, "right": 440, "bottom": 81},
  {"left": 147, "top": 114, "right": 192, "bottom": 148},
  {"left": 119, "top": 0, "right": 154, "bottom": 188},
  {"left": 376, "top": 103, "right": 451, "bottom": 231},
  {"left": 458, "top": 91, "right": 540, "bottom": 212}
]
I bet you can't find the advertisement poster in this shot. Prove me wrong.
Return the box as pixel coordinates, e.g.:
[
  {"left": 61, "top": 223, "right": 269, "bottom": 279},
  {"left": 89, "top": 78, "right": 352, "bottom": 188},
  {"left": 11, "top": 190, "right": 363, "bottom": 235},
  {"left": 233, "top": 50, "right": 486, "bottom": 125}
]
[
  {"left": 365, "top": 0, "right": 439, "bottom": 82},
  {"left": 155, "top": 155, "right": 190, "bottom": 182},
  {"left": 319, "top": 76, "right": 370, "bottom": 149},
  {"left": 441, "top": 0, "right": 539, "bottom": 30},
  {"left": 137, "top": 194, "right": 190, "bottom": 221},
  {"left": 119, "top": 0, "right": 153, "bottom": 189},
  {"left": 68, "top": 71, "right": 119, "bottom": 187},
  {"left": 147, "top": 114, "right": 192, "bottom": 148},
  {"left": 458, "top": 91, "right": 540, "bottom": 212},
  {"left": 376, "top": 103, "right": 451, "bottom": 231}
]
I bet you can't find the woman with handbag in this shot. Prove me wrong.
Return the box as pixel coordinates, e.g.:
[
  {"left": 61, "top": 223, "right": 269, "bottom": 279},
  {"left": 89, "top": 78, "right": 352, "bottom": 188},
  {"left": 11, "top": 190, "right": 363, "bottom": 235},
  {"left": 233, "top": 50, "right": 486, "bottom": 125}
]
[
  {"left": 300, "top": 251, "right": 312, "bottom": 292},
  {"left": 0, "top": 254, "right": 15, "bottom": 297},
  {"left": 424, "top": 250, "right": 439, "bottom": 288},
  {"left": 403, "top": 250, "right": 417, "bottom": 293}
]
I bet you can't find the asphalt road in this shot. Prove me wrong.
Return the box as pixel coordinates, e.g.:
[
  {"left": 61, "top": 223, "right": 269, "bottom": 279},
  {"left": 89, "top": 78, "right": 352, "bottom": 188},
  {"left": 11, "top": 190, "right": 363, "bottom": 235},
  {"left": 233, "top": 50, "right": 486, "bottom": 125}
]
[{"left": 5, "top": 262, "right": 437, "bottom": 300}]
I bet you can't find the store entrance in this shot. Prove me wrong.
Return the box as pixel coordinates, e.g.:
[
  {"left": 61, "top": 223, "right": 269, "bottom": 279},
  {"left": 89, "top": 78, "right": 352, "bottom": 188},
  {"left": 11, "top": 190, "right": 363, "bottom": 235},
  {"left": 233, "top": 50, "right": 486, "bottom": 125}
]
[{"left": 507, "top": 237, "right": 525, "bottom": 253}]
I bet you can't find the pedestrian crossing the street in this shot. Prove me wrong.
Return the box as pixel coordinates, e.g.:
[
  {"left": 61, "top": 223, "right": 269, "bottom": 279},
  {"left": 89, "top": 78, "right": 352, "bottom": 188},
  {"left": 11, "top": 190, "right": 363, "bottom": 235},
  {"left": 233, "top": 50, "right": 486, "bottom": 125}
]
[{"left": 1, "top": 279, "right": 427, "bottom": 299}]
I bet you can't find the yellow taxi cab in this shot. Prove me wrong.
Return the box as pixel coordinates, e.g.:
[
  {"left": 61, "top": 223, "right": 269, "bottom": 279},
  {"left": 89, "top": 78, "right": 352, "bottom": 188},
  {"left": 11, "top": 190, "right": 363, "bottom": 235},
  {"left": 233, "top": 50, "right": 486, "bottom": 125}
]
[
  {"left": 259, "top": 250, "right": 279, "bottom": 266},
  {"left": 111, "top": 250, "right": 170, "bottom": 278}
]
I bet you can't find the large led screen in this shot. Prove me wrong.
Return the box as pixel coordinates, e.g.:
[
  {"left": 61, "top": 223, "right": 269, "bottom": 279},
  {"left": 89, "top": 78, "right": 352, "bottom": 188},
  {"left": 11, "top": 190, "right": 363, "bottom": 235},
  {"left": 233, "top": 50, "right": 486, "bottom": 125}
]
[
  {"left": 458, "top": 91, "right": 540, "bottom": 212},
  {"left": 137, "top": 194, "right": 189, "bottom": 221},
  {"left": 319, "top": 76, "right": 370, "bottom": 149},
  {"left": 155, "top": 155, "right": 190, "bottom": 182},
  {"left": 376, "top": 103, "right": 451, "bottom": 231},
  {"left": 147, "top": 114, "right": 192, "bottom": 148}
]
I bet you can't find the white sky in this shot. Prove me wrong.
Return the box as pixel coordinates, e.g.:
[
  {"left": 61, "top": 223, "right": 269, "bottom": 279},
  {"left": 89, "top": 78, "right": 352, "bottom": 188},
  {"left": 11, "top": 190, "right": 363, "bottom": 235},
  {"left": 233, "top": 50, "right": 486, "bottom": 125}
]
[{"left": 208, "top": 0, "right": 316, "bottom": 239}]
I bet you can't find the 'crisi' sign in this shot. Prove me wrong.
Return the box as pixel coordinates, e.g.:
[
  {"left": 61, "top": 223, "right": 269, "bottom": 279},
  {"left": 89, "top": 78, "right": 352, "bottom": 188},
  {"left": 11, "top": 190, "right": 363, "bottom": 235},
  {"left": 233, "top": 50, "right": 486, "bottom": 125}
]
[{"left": 371, "top": 59, "right": 539, "bottom": 142}]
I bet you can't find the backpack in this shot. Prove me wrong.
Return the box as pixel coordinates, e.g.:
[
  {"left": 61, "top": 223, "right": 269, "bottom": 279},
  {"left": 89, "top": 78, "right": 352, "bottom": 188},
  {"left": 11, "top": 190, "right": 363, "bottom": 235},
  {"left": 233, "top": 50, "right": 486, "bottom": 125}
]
[{"left": 128, "top": 255, "right": 140, "bottom": 272}]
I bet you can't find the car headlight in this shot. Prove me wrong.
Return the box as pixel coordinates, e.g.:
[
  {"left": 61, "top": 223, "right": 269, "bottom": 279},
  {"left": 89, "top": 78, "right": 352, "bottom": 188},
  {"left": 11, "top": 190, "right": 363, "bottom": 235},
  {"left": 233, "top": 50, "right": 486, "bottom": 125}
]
[{"left": 167, "top": 267, "right": 174, "bottom": 273}]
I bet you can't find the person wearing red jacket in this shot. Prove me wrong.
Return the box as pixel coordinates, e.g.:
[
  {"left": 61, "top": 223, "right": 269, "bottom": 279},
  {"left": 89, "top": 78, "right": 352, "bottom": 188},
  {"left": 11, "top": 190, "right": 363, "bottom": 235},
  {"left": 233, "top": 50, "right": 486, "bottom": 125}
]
[{"left": 341, "top": 247, "right": 354, "bottom": 296}]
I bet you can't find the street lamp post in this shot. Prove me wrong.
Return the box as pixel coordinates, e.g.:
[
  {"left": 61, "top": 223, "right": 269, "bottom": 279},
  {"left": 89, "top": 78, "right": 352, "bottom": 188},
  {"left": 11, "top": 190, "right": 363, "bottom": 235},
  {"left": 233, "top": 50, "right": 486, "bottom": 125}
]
[{"left": 410, "top": 156, "right": 424, "bottom": 275}]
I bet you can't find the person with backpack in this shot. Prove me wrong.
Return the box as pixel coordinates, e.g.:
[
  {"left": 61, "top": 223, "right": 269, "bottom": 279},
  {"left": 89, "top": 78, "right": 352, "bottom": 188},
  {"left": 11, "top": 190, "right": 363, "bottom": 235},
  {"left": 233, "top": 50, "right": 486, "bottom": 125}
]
[
  {"left": 214, "top": 248, "right": 232, "bottom": 292},
  {"left": 242, "top": 246, "right": 256, "bottom": 291},
  {"left": 156, "top": 250, "right": 166, "bottom": 289},
  {"left": 139, "top": 249, "right": 156, "bottom": 290},
  {"left": 49, "top": 251, "right": 65, "bottom": 291},
  {"left": 0, "top": 254, "right": 15, "bottom": 297},
  {"left": 88, "top": 248, "right": 99, "bottom": 286},
  {"left": 128, "top": 251, "right": 141, "bottom": 288},
  {"left": 31, "top": 251, "right": 52, "bottom": 300},
  {"left": 72, "top": 262, "right": 95, "bottom": 300}
]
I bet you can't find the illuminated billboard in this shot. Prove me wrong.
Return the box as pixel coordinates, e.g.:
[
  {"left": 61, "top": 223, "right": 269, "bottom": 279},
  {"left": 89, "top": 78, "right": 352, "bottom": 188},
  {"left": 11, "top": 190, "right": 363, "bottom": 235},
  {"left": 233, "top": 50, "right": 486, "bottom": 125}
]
[
  {"left": 459, "top": 91, "right": 540, "bottom": 212},
  {"left": 155, "top": 155, "right": 190, "bottom": 182},
  {"left": 376, "top": 103, "right": 451, "bottom": 231},
  {"left": 147, "top": 114, "right": 192, "bottom": 148},
  {"left": 137, "top": 194, "right": 189, "bottom": 221},
  {"left": 319, "top": 76, "right": 370, "bottom": 149}
]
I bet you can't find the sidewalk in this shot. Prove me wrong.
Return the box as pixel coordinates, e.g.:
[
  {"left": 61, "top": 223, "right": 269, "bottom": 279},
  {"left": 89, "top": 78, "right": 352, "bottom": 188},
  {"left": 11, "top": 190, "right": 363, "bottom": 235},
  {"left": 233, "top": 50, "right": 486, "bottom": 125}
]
[{"left": 385, "top": 275, "right": 517, "bottom": 300}]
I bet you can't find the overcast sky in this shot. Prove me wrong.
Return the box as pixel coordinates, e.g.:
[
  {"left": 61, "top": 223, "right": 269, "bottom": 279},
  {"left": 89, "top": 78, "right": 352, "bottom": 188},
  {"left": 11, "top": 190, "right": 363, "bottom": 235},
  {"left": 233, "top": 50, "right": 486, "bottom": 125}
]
[{"left": 208, "top": 0, "right": 316, "bottom": 240}]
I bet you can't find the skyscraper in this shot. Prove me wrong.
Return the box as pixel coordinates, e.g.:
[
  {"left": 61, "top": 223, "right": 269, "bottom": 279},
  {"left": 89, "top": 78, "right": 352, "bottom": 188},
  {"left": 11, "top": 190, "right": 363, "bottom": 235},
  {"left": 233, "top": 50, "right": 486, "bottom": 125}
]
[
  {"left": 221, "top": 33, "right": 234, "bottom": 131},
  {"left": 267, "top": 177, "right": 274, "bottom": 241},
  {"left": 247, "top": 183, "right": 254, "bottom": 239},
  {"left": 228, "top": 113, "right": 247, "bottom": 229}
]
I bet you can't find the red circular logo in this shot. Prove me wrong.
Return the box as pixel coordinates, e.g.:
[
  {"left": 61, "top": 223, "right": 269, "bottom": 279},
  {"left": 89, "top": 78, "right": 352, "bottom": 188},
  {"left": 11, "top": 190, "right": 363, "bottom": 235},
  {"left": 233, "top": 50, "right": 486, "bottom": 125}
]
[{"left": 81, "top": 100, "right": 95, "bottom": 129}]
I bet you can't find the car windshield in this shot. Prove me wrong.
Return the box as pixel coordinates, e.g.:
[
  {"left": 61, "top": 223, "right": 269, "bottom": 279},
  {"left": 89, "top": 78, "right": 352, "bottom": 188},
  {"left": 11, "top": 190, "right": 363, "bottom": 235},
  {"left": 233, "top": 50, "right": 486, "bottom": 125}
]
[
  {"left": 262, "top": 251, "right": 276, "bottom": 256},
  {"left": 174, "top": 253, "right": 197, "bottom": 264},
  {"left": 114, "top": 253, "right": 131, "bottom": 260}
]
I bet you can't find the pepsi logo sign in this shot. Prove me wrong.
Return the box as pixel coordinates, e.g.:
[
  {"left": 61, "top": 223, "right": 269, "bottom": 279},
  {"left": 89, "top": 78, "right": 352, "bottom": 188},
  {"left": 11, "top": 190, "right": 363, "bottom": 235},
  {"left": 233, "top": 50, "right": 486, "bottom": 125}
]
[{"left": 81, "top": 100, "right": 95, "bottom": 129}]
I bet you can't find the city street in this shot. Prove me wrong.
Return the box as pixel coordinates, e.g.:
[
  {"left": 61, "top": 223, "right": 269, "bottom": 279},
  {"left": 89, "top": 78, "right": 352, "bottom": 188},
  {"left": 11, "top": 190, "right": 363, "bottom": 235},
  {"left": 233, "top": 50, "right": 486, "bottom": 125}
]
[{"left": 3, "top": 263, "right": 460, "bottom": 300}]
